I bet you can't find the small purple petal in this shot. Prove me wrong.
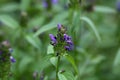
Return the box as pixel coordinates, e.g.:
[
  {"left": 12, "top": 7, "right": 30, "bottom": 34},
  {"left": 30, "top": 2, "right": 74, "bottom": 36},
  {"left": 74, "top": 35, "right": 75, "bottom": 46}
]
[
  {"left": 49, "top": 34, "right": 57, "bottom": 45},
  {"left": 64, "top": 34, "right": 71, "bottom": 41},
  {"left": 57, "top": 24, "right": 62, "bottom": 31},
  {"left": 10, "top": 56, "right": 16, "bottom": 63},
  {"left": 49, "top": 34, "right": 56, "bottom": 41},
  {"left": 66, "top": 40, "right": 73, "bottom": 45},
  {"left": 65, "top": 46, "right": 71, "bottom": 51},
  {"left": 116, "top": 1, "right": 120, "bottom": 11},
  {"left": 51, "top": 0, "right": 58, "bottom": 4},
  {"left": 42, "top": 1, "right": 48, "bottom": 8},
  {"left": 9, "top": 48, "right": 13, "bottom": 53},
  {"left": 69, "top": 44, "right": 74, "bottom": 50},
  {"left": 0, "top": 51, "right": 2, "bottom": 55}
]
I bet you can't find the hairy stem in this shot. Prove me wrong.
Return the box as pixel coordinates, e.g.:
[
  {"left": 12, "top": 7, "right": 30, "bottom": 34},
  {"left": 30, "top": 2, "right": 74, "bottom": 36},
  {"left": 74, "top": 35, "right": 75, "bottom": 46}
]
[{"left": 56, "top": 55, "right": 60, "bottom": 80}]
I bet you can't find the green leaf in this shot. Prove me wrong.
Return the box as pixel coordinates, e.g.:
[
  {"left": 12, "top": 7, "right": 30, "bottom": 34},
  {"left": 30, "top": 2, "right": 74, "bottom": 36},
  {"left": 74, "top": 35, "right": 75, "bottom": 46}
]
[
  {"left": 19, "top": 56, "right": 33, "bottom": 73},
  {"left": 35, "top": 54, "right": 54, "bottom": 71},
  {"left": 63, "top": 71, "right": 75, "bottom": 80},
  {"left": 50, "top": 57, "right": 57, "bottom": 67},
  {"left": 94, "top": 5, "right": 116, "bottom": 14},
  {"left": 0, "top": 3, "right": 19, "bottom": 12},
  {"left": 58, "top": 72, "right": 67, "bottom": 80},
  {"left": 65, "top": 54, "right": 78, "bottom": 74},
  {"left": 114, "top": 48, "right": 120, "bottom": 66},
  {"left": 80, "top": 16, "right": 101, "bottom": 42},
  {"left": 47, "top": 44, "right": 54, "bottom": 54},
  {"left": 58, "top": 71, "right": 75, "bottom": 80},
  {"left": 34, "top": 11, "right": 68, "bottom": 36},
  {"left": 34, "top": 22, "right": 57, "bottom": 37},
  {"left": 28, "top": 16, "right": 45, "bottom": 27},
  {"left": 25, "top": 34, "right": 41, "bottom": 49},
  {"left": 20, "top": 0, "right": 32, "bottom": 10},
  {"left": 0, "top": 15, "right": 20, "bottom": 29}
]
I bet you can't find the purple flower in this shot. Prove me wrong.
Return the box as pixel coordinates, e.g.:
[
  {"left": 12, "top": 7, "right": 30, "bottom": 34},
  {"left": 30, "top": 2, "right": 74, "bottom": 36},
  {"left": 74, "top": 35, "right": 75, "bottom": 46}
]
[
  {"left": 116, "top": 1, "right": 120, "bottom": 11},
  {"left": 66, "top": 40, "right": 73, "bottom": 45},
  {"left": 63, "top": 34, "right": 74, "bottom": 51},
  {"left": 57, "top": 23, "right": 62, "bottom": 31},
  {"left": 64, "top": 34, "right": 71, "bottom": 41},
  {"left": 65, "top": 46, "right": 71, "bottom": 51},
  {"left": 10, "top": 56, "right": 16, "bottom": 63},
  {"left": 49, "top": 34, "right": 57, "bottom": 45},
  {"left": 42, "top": 1, "right": 48, "bottom": 8},
  {"left": 0, "top": 51, "right": 2, "bottom": 55},
  {"left": 51, "top": 0, "right": 58, "bottom": 4}
]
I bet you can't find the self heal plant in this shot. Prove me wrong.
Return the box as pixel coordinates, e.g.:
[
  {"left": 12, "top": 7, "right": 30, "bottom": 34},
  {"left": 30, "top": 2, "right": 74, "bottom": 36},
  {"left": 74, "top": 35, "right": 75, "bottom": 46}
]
[
  {"left": 49, "top": 24, "right": 74, "bottom": 52},
  {"left": 49, "top": 24, "right": 74, "bottom": 80},
  {"left": 0, "top": 41, "right": 16, "bottom": 79}
]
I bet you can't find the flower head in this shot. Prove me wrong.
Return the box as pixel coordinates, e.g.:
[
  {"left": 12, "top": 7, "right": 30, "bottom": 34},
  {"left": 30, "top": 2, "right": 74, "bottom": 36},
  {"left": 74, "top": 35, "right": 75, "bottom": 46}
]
[
  {"left": 49, "top": 24, "right": 74, "bottom": 54},
  {"left": 0, "top": 41, "right": 16, "bottom": 78}
]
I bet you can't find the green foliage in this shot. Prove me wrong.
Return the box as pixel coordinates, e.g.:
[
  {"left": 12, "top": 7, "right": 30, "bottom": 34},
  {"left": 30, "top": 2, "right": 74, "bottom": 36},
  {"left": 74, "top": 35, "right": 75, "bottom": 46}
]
[
  {"left": 0, "top": 15, "right": 20, "bottom": 29},
  {"left": 80, "top": 16, "right": 101, "bottom": 42}
]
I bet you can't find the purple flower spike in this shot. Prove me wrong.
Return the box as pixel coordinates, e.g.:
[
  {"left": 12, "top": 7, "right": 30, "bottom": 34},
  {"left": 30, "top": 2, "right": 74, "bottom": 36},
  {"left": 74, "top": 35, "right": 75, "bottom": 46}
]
[
  {"left": 49, "top": 34, "right": 57, "bottom": 45},
  {"left": 10, "top": 56, "right": 16, "bottom": 63},
  {"left": 51, "top": 0, "right": 58, "bottom": 4},
  {"left": 57, "top": 23, "right": 62, "bottom": 31}
]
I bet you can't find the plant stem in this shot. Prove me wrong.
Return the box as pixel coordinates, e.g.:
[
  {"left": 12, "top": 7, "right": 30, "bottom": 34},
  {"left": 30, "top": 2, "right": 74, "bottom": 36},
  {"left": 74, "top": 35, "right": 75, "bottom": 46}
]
[{"left": 56, "top": 55, "right": 60, "bottom": 80}]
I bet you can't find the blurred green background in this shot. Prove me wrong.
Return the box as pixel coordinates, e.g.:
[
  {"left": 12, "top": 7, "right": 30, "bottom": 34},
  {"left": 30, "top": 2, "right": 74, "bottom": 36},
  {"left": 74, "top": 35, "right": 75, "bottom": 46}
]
[{"left": 0, "top": 0, "right": 120, "bottom": 80}]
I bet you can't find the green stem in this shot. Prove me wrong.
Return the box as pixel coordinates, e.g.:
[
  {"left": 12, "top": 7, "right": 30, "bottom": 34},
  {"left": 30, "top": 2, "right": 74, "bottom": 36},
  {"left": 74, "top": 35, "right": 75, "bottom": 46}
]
[{"left": 56, "top": 55, "right": 60, "bottom": 80}]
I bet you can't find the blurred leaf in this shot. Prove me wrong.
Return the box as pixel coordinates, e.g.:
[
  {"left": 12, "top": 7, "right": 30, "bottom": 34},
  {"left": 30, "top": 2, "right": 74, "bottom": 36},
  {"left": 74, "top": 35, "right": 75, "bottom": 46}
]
[
  {"left": 0, "top": 15, "right": 20, "bottom": 29},
  {"left": 47, "top": 44, "right": 54, "bottom": 54},
  {"left": 91, "top": 55, "right": 105, "bottom": 64},
  {"left": 94, "top": 5, "right": 116, "bottom": 14},
  {"left": 34, "top": 22, "right": 57, "bottom": 36},
  {"left": 63, "top": 71, "right": 75, "bottom": 80},
  {"left": 20, "top": 0, "right": 32, "bottom": 10},
  {"left": 79, "top": 59, "right": 90, "bottom": 76},
  {"left": 80, "top": 16, "right": 101, "bottom": 42},
  {"left": 58, "top": 72, "right": 67, "bottom": 80},
  {"left": 114, "top": 48, "right": 120, "bottom": 66},
  {"left": 28, "top": 16, "right": 45, "bottom": 27},
  {"left": 25, "top": 34, "right": 41, "bottom": 49},
  {"left": 58, "top": 71, "right": 75, "bottom": 80},
  {"left": 34, "top": 12, "right": 68, "bottom": 36},
  {"left": 19, "top": 56, "right": 33, "bottom": 73},
  {"left": 50, "top": 56, "right": 57, "bottom": 67},
  {"left": 36, "top": 54, "right": 54, "bottom": 71},
  {"left": 0, "top": 3, "right": 19, "bottom": 12},
  {"left": 65, "top": 54, "right": 78, "bottom": 74}
]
